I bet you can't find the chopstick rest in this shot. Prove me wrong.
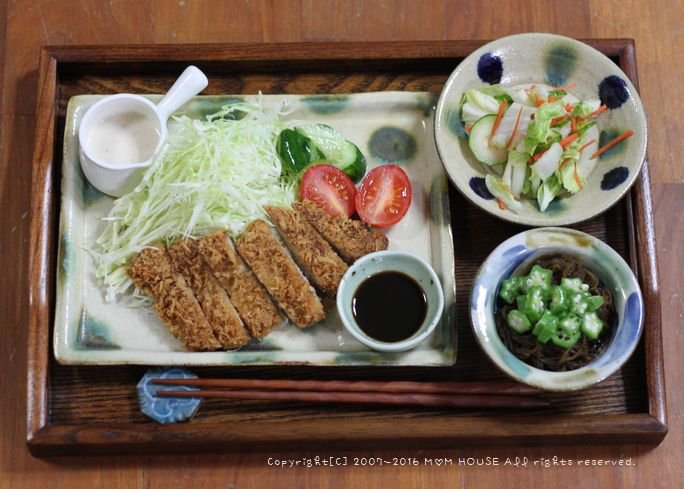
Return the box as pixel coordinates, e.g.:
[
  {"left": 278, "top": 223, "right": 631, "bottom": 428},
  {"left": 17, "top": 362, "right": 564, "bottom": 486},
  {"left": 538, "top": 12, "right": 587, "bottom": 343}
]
[{"left": 137, "top": 368, "right": 203, "bottom": 424}]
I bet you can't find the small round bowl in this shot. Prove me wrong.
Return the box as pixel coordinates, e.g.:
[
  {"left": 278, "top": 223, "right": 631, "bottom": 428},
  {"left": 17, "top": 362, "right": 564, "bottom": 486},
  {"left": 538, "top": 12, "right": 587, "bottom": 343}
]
[
  {"left": 470, "top": 227, "right": 644, "bottom": 391},
  {"left": 434, "top": 33, "right": 647, "bottom": 226},
  {"left": 337, "top": 250, "right": 445, "bottom": 352}
]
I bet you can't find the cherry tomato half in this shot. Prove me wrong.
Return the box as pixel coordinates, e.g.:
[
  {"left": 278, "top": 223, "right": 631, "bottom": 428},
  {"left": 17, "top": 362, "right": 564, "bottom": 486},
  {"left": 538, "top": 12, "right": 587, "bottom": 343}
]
[
  {"left": 300, "top": 164, "right": 357, "bottom": 217},
  {"left": 355, "top": 164, "right": 412, "bottom": 228}
]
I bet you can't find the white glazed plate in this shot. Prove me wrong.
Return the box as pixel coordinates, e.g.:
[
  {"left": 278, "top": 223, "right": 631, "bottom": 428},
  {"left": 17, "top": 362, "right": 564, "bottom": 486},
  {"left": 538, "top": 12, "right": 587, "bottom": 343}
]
[
  {"left": 435, "top": 33, "right": 648, "bottom": 227},
  {"left": 54, "top": 92, "right": 457, "bottom": 366}
]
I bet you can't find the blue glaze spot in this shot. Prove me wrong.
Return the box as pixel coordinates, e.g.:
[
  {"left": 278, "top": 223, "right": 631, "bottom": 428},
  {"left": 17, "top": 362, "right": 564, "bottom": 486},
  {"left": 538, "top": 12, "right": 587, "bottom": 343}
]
[
  {"left": 368, "top": 127, "right": 417, "bottom": 164},
  {"left": 445, "top": 107, "right": 467, "bottom": 139},
  {"left": 502, "top": 244, "right": 528, "bottom": 260},
  {"left": 544, "top": 44, "right": 578, "bottom": 87},
  {"left": 227, "top": 352, "right": 282, "bottom": 364},
  {"left": 624, "top": 292, "right": 643, "bottom": 332},
  {"left": 302, "top": 95, "right": 350, "bottom": 114},
  {"left": 335, "top": 352, "right": 397, "bottom": 365},
  {"left": 137, "top": 368, "right": 201, "bottom": 424},
  {"left": 77, "top": 309, "right": 120, "bottom": 350},
  {"left": 59, "top": 235, "right": 74, "bottom": 283},
  {"left": 415, "top": 93, "right": 438, "bottom": 116},
  {"left": 429, "top": 176, "right": 449, "bottom": 226},
  {"left": 544, "top": 198, "right": 565, "bottom": 213},
  {"left": 598, "top": 129, "right": 629, "bottom": 159},
  {"left": 599, "top": 75, "right": 629, "bottom": 109},
  {"left": 82, "top": 177, "right": 106, "bottom": 205},
  {"left": 194, "top": 97, "right": 246, "bottom": 120},
  {"left": 77, "top": 164, "right": 106, "bottom": 206},
  {"left": 241, "top": 339, "right": 281, "bottom": 352},
  {"left": 598, "top": 292, "right": 642, "bottom": 366},
  {"left": 601, "top": 167, "right": 629, "bottom": 190},
  {"left": 535, "top": 197, "right": 565, "bottom": 213},
  {"left": 477, "top": 53, "right": 503, "bottom": 85},
  {"left": 469, "top": 177, "right": 493, "bottom": 200}
]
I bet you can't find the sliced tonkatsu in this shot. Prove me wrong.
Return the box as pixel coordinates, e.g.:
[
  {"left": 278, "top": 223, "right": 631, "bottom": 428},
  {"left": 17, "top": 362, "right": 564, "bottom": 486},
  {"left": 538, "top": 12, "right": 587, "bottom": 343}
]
[
  {"left": 197, "top": 231, "right": 284, "bottom": 339},
  {"left": 168, "top": 239, "right": 250, "bottom": 349},
  {"left": 235, "top": 219, "right": 325, "bottom": 328},
  {"left": 127, "top": 244, "right": 221, "bottom": 351},
  {"left": 264, "top": 205, "right": 348, "bottom": 297},
  {"left": 293, "top": 200, "right": 389, "bottom": 264}
]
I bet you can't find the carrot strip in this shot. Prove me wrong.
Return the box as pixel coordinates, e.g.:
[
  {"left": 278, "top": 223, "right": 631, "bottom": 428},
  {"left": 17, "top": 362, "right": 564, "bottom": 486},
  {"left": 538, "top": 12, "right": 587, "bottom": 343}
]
[
  {"left": 496, "top": 197, "right": 507, "bottom": 210},
  {"left": 578, "top": 138, "right": 596, "bottom": 153},
  {"left": 570, "top": 116, "right": 577, "bottom": 133},
  {"left": 489, "top": 99, "right": 508, "bottom": 142},
  {"left": 559, "top": 158, "right": 573, "bottom": 169},
  {"left": 532, "top": 133, "right": 578, "bottom": 163},
  {"left": 505, "top": 106, "right": 524, "bottom": 150},
  {"left": 559, "top": 132, "right": 579, "bottom": 148},
  {"left": 550, "top": 116, "right": 567, "bottom": 127},
  {"left": 531, "top": 150, "right": 545, "bottom": 163},
  {"left": 591, "top": 130, "right": 634, "bottom": 159},
  {"left": 582, "top": 104, "right": 607, "bottom": 120},
  {"left": 573, "top": 164, "right": 584, "bottom": 189},
  {"left": 465, "top": 123, "right": 473, "bottom": 134}
]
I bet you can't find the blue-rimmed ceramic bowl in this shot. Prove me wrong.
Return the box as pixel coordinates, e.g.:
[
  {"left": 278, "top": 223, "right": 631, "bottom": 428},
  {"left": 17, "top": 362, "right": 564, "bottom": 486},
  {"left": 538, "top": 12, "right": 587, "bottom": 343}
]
[
  {"left": 435, "top": 33, "right": 647, "bottom": 226},
  {"left": 470, "top": 227, "right": 644, "bottom": 391}
]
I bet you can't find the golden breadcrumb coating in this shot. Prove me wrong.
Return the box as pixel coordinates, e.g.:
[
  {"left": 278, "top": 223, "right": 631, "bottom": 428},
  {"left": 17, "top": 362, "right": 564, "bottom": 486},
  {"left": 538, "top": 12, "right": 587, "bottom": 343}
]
[
  {"left": 236, "top": 220, "right": 325, "bottom": 328},
  {"left": 294, "top": 200, "right": 389, "bottom": 264},
  {"left": 197, "top": 231, "right": 284, "bottom": 339},
  {"left": 127, "top": 244, "right": 221, "bottom": 351},
  {"left": 265, "top": 205, "right": 348, "bottom": 297},
  {"left": 168, "top": 239, "right": 250, "bottom": 349}
]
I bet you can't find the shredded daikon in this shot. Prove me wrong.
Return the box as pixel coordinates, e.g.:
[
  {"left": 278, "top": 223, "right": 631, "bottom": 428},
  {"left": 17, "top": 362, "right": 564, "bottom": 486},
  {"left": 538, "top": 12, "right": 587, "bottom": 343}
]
[{"left": 94, "top": 98, "right": 296, "bottom": 301}]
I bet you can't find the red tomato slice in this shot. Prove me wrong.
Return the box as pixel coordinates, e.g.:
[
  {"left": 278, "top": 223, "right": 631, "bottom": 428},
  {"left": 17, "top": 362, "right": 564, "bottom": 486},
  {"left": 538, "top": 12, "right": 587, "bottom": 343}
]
[
  {"left": 300, "top": 164, "right": 357, "bottom": 217},
  {"left": 355, "top": 164, "right": 412, "bottom": 228}
]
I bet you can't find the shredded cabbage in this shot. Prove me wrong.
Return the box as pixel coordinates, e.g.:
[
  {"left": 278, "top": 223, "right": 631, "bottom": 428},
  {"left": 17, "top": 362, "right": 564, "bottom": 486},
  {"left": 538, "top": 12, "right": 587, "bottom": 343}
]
[{"left": 93, "top": 98, "right": 296, "bottom": 301}]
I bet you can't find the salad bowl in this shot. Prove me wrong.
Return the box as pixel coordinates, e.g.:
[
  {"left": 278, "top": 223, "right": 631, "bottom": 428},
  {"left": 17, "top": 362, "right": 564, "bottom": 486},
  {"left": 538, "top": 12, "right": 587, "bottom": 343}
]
[{"left": 434, "top": 33, "right": 647, "bottom": 226}]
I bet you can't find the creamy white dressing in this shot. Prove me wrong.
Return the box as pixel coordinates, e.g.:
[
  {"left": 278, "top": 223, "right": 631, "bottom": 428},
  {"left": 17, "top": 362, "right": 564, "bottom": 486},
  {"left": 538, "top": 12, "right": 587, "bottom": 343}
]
[{"left": 85, "top": 111, "right": 161, "bottom": 165}]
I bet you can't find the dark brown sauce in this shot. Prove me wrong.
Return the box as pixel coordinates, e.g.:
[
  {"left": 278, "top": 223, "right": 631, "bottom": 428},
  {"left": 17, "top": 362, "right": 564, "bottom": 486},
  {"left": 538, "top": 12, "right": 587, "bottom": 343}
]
[{"left": 351, "top": 271, "right": 427, "bottom": 342}]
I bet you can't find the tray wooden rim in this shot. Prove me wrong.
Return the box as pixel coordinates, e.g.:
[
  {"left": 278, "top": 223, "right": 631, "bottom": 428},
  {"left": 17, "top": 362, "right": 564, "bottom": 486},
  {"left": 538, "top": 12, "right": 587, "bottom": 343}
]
[{"left": 26, "top": 39, "right": 667, "bottom": 456}]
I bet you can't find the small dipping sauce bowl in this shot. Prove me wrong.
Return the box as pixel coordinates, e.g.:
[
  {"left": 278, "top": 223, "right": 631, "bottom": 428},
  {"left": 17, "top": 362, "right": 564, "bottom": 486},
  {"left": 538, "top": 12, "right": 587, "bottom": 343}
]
[
  {"left": 78, "top": 65, "right": 208, "bottom": 197},
  {"left": 337, "top": 250, "right": 445, "bottom": 352}
]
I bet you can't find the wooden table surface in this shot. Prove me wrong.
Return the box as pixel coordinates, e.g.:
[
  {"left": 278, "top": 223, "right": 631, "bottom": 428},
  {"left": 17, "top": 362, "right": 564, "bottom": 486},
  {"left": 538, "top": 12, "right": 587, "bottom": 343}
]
[{"left": 1, "top": 1, "right": 682, "bottom": 487}]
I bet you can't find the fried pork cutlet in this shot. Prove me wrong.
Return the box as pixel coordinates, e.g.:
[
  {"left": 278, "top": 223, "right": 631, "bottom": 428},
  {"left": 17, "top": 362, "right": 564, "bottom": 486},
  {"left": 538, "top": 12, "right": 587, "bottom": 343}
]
[
  {"left": 127, "top": 244, "right": 221, "bottom": 351},
  {"left": 264, "top": 205, "right": 348, "bottom": 297},
  {"left": 168, "top": 239, "right": 250, "bottom": 349},
  {"left": 293, "top": 200, "right": 389, "bottom": 264},
  {"left": 236, "top": 219, "right": 325, "bottom": 328},
  {"left": 197, "top": 231, "right": 284, "bottom": 339}
]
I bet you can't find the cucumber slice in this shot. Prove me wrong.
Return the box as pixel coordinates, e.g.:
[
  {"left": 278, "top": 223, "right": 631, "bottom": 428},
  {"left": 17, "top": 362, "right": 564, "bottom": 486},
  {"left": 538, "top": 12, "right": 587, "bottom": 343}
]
[
  {"left": 295, "top": 124, "right": 367, "bottom": 182},
  {"left": 467, "top": 115, "right": 508, "bottom": 166}
]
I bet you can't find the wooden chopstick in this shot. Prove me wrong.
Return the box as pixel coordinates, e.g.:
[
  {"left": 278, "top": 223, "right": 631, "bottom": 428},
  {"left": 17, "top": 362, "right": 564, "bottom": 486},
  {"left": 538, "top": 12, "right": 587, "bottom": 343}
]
[
  {"left": 151, "top": 378, "right": 548, "bottom": 409},
  {"left": 154, "top": 388, "right": 548, "bottom": 408},
  {"left": 152, "top": 378, "right": 541, "bottom": 396}
]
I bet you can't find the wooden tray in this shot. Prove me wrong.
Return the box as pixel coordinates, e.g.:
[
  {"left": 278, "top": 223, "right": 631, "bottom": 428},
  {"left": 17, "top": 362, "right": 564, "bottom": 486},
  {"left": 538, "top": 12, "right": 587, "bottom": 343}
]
[{"left": 27, "top": 40, "right": 667, "bottom": 456}]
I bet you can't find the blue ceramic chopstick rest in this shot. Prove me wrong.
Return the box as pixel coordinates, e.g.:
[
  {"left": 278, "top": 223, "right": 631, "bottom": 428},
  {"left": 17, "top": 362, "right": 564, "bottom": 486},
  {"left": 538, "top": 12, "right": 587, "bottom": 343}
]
[{"left": 137, "top": 367, "right": 201, "bottom": 424}]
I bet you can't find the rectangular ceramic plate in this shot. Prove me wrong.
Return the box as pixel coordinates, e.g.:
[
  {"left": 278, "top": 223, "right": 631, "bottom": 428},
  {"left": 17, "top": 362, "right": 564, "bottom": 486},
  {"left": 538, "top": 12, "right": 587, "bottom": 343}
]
[{"left": 53, "top": 91, "right": 457, "bottom": 366}]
